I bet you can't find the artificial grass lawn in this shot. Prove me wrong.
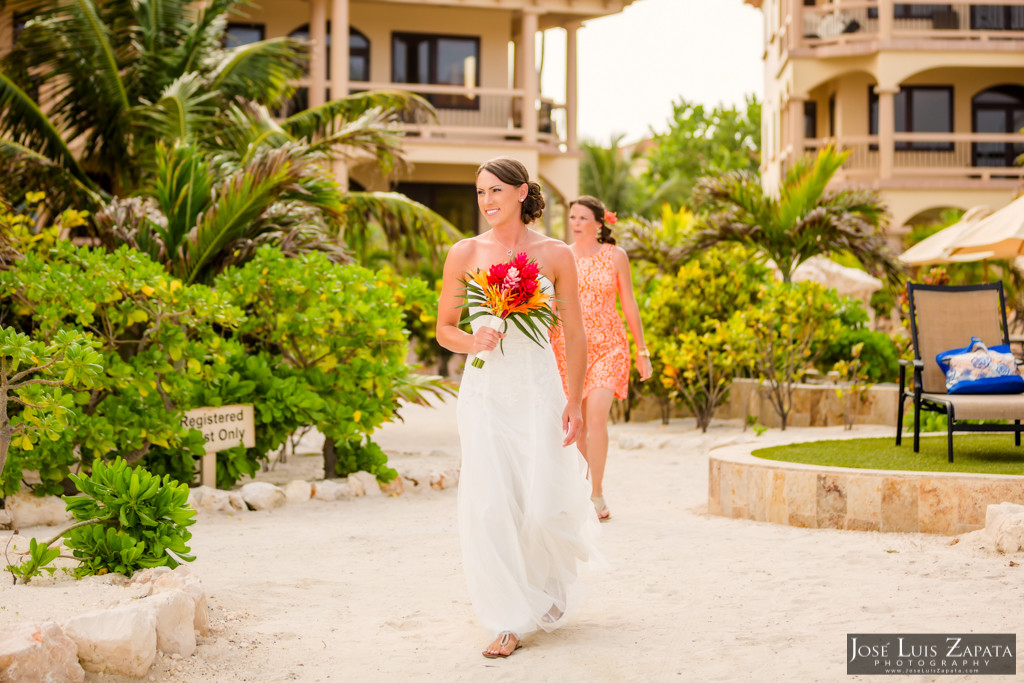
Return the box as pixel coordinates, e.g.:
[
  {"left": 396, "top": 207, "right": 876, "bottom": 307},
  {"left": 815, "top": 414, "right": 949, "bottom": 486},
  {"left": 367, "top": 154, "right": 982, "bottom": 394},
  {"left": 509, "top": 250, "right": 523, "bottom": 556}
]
[{"left": 753, "top": 434, "right": 1024, "bottom": 476}]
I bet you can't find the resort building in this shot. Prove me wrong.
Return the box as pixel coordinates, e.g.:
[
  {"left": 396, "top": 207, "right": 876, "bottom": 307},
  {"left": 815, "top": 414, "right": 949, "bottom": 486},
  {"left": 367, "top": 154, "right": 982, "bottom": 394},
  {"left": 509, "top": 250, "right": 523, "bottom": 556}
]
[
  {"left": 746, "top": 0, "right": 1024, "bottom": 238},
  {"left": 223, "top": 0, "right": 637, "bottom": 234}
]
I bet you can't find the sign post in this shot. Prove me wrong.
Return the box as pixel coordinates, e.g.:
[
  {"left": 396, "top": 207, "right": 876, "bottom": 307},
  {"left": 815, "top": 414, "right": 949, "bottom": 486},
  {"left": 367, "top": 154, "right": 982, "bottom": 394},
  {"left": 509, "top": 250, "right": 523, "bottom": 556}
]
[{"left": 181, "top": 404, "right": 256, "bottom": 486}]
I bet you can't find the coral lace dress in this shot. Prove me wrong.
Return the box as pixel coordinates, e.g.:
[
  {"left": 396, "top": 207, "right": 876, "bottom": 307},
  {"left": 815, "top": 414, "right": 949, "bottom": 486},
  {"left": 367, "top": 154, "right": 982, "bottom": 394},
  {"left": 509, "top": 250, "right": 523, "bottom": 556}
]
[{"left": 551, "top": 243, "right": 630, "bottom": 400}]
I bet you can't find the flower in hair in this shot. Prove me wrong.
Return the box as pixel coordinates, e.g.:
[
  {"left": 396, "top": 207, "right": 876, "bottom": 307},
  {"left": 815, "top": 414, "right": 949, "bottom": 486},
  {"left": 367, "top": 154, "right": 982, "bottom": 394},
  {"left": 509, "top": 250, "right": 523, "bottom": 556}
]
[{"left": 603, "top": 210, "right": 618, "bottom": 225}]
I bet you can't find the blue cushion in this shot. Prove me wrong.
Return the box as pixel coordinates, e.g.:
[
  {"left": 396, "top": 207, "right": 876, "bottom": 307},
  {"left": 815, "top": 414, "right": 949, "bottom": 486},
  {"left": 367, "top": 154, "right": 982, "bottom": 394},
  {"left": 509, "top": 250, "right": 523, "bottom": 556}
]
[{"left": 936, "top": 337, "right": 1024, "bottom": 395}]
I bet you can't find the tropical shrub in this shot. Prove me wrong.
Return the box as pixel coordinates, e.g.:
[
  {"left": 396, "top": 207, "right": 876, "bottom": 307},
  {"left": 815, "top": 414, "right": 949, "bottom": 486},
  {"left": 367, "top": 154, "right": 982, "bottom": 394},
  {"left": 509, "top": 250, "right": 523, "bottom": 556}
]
[
  {"left": 640, "top": 241, "right": 769, "bottom": 427},
  {"left": 729, "top": 281, "right": 844, "bottom": 430},
  {"left": 7, "top": 458, "right": 195, "bottom": 582},
  {"left": 817, "top": 299, "right": 900, "bottom": 383},
  {"left": 214, "top": 246, "right": 450, "bottom": 481},
  {"left": 0, "top": 327, "right": 103, "bottom": 496},
  {"left": 0, "top": 242, "right": 242, "bottom": 491}
]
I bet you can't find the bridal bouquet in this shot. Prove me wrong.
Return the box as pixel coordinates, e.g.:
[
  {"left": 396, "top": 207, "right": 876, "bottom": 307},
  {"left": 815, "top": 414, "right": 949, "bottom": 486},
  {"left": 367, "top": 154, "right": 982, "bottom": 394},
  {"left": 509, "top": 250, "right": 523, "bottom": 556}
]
[{"left": 459, "top": 252, "right": 558, "bottom": 368}]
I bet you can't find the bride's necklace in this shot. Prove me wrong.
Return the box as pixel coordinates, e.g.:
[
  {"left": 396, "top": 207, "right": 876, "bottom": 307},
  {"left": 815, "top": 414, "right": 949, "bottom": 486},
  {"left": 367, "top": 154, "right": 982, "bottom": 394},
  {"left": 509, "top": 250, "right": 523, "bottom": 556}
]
[{"left": 494, "top": 230, "right": 527, "bottom": 258}]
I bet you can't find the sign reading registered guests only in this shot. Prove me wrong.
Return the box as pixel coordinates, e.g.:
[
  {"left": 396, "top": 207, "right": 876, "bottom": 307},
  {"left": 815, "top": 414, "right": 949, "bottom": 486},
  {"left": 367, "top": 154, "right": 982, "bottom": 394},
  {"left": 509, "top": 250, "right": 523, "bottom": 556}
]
[
  {"left": 182, "top": 404, "right": 255, "bottom": 485},
  {"left": 847, "top": 634, "right": 1016, "bottom": 675}
]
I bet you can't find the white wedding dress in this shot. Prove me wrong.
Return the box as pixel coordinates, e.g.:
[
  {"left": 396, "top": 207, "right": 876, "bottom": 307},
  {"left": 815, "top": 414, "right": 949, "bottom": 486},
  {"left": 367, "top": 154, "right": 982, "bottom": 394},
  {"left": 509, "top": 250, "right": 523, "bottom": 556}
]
[{"left": 456, "top": 277, "right": 601, "bottom": 637}]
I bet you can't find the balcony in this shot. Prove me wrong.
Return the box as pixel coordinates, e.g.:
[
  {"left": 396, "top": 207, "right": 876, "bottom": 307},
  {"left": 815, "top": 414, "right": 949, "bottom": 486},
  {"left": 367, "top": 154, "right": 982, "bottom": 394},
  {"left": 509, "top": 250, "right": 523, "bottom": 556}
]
[
  {"left": 803, "top": 132, "right": 1024, "bottom": 186},
  {"left": 280, "top": 81, "right": 566, "bottom": 149},
  {"left": 792, "top": 0, "right": 1024, "bottom": 51}
]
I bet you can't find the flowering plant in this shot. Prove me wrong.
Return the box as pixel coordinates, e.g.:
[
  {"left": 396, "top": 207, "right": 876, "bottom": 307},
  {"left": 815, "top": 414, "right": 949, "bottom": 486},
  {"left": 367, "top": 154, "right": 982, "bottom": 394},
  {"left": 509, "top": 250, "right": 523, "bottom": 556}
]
[
  {"left": 603, "top": 210, "right": 618, "bottom": 225},
  {"left": 459, "top": 252, "right": 558, "bottom": 368}
]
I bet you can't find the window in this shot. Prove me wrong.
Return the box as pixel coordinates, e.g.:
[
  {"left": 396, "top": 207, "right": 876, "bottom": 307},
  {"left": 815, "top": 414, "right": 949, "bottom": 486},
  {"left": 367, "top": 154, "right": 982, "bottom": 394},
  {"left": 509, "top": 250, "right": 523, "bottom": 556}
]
[
  {"left": 396, "top": 183, "right": 477, "bottom": 235},
  {"left": 972, "top": 85, "right": 1024, "bottom": 167},
  {"left": 392, "top": 33, "right": 479, "bottom": 109},
  {"left": 868, "top": 4, "right": 952, "bottom": 19},
  {"left": 804, "top": 101, "right": 818, "bottom": 139},
  {"left": 869, "top": 86, "right": 953, "bottom": 151},
  {"left": 970, "top": 5, "right": 1024, "bottom": 30},
  {"left": 225, "top": 23, "right": 264, "bottom": 48},
  {"left": 288, "top": 24, "right": 371, "bottom": 81}
]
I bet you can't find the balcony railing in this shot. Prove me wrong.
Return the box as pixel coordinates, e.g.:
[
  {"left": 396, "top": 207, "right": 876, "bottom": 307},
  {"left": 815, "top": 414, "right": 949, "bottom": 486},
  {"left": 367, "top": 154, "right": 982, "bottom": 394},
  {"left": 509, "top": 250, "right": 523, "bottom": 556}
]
[
  {"left": 804, "top": 133, "right": 1024, "bottom": 181},
  {"left": 281, "top": 80, "right": 565, "bottom": 147},
  {"left": 796, "top": 0, "right": 1024, "bottom": 48}
]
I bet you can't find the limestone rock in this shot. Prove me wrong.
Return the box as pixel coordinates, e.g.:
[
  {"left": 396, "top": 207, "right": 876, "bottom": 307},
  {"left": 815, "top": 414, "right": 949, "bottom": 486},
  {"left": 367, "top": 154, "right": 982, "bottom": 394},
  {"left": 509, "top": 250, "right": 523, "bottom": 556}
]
[
  {"left": 616, "top": 435, "right": 643, "bottom": 451},
  {"left": 0, "top": 508, "right": 12, "bottom": 530},
  {"left": 239, "top": 482, "right": 287, "bottom": 511},
  {"left": 152, "top": 567, "right": 210, "bottom": 636},
  {"left": 429, "top": 469, "right": 460, "bottom": 491},
  {"left": 379, "top": 475, "right": 404, "bottom": 497},
  {"left": 0, "top": 621, "right": 84, "bottom": 683},
  {"left": 141, "top": 590, "right": 196, "bottom": 657},
  {"left": 349, "top": 471, "right": 382, "bottom": 497},
  {"left": 63, "top": 603, "right": 157, "bottom": 677},
  {"left": 188, "top": 486, "right": 245, "bottom": 513},
  {"left": 129, "top": 566, "right": 173, "bottom": 591},
  {"left": 5, "top": 492, "right": 72, "bottom": 528},
  {"left": 283, "top": 480, "right": 312, "bottom": 504},
  {"left": 312, "top": 479, "right": 352, "bottom": 501},
  {"left": 985, "top": 502, "right": 1024, "bottom": 553}
]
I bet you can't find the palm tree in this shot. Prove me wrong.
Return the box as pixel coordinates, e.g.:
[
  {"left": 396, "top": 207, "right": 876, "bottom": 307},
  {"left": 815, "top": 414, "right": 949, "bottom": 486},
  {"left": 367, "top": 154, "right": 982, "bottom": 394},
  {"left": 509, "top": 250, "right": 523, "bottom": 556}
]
[
  {"left": 0, "top": 0, "right": 458, "bottom": 279},
  {"left": 686, "top": 145, "right": 901, "bottom": 285},
  {"left": 579, "top": 135, "right": 685, "bottom": 219}
]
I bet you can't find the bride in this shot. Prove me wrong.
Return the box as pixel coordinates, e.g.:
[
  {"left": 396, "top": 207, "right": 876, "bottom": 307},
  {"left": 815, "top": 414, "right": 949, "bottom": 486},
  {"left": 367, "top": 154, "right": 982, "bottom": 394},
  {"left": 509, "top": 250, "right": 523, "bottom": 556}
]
[{"left": 435, "top": 157, "right": 600, "bottom": 658}]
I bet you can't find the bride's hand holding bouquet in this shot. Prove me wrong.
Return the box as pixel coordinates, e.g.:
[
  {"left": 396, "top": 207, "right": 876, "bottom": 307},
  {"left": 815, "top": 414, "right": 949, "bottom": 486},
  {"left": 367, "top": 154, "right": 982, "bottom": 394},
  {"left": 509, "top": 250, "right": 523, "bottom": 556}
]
[{"left": 459, "top": 252, "right": 558, "bottom": 368}]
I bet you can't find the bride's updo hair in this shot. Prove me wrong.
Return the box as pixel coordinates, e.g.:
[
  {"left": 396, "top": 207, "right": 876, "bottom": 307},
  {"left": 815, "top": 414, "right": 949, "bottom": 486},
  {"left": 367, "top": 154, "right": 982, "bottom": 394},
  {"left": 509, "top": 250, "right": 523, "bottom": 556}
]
[
  {"left": 477, "top": 157, "right": 545, "bottom": 224},
  {"left": 571, "top": 195, "right": 616, "bottom": 245}
]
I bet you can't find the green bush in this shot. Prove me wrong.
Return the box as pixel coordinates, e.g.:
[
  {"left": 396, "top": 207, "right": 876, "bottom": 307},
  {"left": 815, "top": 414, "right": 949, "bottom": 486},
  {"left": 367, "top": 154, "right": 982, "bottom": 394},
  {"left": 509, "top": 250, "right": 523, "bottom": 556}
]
[
  {"left": 0, "top": 327, "right": 104, "bottom": 496},
  {"left": 639, "top": 243, "right": 768, "bottom": 427},
  {"left": 214, "top": 246, "right": 445, "bottom": 481},
  {"left": 0, "top": 242, "right": 242, "bottom": 491},
  {"left": 6, "top": 458, "right": 195, "bottom": 582},
  {"left": 817, "top": 300, "right": 900, "bottom": 383}
]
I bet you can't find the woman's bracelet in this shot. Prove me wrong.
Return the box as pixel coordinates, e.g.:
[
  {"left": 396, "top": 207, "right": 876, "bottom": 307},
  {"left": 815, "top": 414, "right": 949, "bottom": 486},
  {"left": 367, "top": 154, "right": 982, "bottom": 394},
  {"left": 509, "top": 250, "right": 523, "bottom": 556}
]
[{"left": 637, "top": 348, "right": 650, "bottom": 358}]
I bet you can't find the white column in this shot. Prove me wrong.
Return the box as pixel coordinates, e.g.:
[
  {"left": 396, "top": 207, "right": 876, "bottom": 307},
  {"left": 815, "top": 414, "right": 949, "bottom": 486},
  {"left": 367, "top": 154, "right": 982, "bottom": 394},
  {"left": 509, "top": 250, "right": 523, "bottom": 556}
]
[
  {"left": 565, "top": 21, "right": 580, "bottom": 151},
  {"left": 878, "top": 0, "right": 894, "bottom": 41},
  {"left": 330, "top": 0, "right": 349, "bottom": 103},
  {"left": 309, "top": 0, "right": 327, "bottom": 108},
  {"left": 875, "top": 85, "right": 898, "bottom": 180},
  {"left": 520, "top": 9, "right": 539, "bottom": 144}
]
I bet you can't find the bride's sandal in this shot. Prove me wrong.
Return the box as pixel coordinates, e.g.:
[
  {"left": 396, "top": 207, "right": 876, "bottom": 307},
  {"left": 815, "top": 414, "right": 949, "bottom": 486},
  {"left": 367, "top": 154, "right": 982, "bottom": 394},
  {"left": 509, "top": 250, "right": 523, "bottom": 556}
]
[
  {"left": 591, "top": 495, "right": 611, "bottom": 522},
  {"left": 482, "top": 631, "right": 521, "bottom": 658}
]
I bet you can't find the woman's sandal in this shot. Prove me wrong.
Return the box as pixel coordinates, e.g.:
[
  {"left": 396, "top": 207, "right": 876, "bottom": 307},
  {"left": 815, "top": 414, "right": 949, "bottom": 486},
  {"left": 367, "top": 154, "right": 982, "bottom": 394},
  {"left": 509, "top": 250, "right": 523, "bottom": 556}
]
[
  {"left": 482, "top": 631, "right": 521, "bottom": 658},
  {"left": 591, "top": 495, "right": 612, "bottom": 522}
]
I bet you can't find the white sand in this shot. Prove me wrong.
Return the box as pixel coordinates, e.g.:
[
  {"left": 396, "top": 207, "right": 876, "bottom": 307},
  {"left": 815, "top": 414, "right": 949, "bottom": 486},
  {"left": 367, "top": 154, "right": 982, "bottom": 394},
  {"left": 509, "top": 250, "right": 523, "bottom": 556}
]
[{"left": 2, "top": 398, "right": 1021, "bottom": 682}]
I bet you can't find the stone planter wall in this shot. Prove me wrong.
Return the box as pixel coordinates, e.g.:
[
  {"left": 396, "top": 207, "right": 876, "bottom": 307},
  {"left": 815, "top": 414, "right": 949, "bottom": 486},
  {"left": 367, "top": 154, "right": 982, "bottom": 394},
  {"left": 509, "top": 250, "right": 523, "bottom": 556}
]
[
  {"left": 621, "top": 378, "right": 899, "bottom": 429},
  {"left": 709, "top": 442, "right": 1024, "bottom": 535}
]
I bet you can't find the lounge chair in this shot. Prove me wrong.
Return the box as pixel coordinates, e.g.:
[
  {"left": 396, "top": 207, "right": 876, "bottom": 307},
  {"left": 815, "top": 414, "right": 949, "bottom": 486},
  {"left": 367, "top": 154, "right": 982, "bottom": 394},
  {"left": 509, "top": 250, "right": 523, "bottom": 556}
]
[{"left": 897, "top": 282, "right": 1024, "bottom": 462}]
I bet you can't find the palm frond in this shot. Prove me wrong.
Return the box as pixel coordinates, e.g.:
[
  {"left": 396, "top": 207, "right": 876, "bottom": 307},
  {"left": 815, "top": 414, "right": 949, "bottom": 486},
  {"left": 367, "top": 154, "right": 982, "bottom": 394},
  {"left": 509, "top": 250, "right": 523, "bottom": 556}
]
[
  {"left": 0, "top": 141, "right": 106, "bottom": 211},
  {"left": 0, "top": 72, "right": 93, "bottom": 188},
  {"left": 339, "top": 191, "right": 460, "bottom": 269},
  {"left": 208, "top": 37, "right": 307, "bottom": 107},
  {"left": 282, "top": 90, "right": 436, "bottom": 140}
]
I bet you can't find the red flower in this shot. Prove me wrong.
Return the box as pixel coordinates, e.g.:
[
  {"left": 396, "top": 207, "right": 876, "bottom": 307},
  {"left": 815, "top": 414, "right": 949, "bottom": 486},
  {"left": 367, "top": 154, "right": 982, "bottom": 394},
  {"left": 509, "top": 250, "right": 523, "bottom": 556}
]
[
  {"left": 604, "top": 210, "right": 618, "bottom": 225},
  {"left": 520, "top": 262, "right": 539, "bottom": 281},
  {"left": 511, "top": 252, "right": 529, "bottom": 271},
  {"left": 488, "top": 262, "right": 510, "bottom": 285}
]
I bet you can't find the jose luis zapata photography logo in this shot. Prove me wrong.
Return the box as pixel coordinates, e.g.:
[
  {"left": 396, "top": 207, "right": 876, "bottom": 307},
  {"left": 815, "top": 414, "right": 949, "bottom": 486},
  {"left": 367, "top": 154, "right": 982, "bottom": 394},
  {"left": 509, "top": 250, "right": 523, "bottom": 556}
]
[{"left": 848, "top": 634, "right": 1016, "bottom": 675}]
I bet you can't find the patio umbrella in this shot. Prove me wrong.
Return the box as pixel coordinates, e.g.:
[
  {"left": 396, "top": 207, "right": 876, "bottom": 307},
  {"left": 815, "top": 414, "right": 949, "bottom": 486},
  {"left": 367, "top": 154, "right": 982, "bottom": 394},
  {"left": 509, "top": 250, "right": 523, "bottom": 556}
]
[
  {"left": 899, "top": 205, "right": 993, "bottom": 266},
  {"left": 949, "top": 194, "right": 1024, "bottom": 261},
  {"left": 790, "top": 255, "right": 883, "bottom": 302}
]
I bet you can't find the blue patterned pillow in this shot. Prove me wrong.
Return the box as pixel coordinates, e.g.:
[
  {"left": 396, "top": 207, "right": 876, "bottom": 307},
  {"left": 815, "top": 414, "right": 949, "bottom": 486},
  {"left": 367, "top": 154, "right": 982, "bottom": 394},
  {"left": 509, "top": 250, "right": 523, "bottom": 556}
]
[{"left": 936, "top": 337, "right": 1024, "bottom": 394}]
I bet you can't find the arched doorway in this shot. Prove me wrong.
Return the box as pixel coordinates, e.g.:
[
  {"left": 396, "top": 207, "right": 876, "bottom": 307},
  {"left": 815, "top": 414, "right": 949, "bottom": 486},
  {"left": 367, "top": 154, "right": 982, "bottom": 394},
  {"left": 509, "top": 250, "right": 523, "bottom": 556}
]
[{"left": 972, "top": 85, "right": 1024, "bottom": 168}]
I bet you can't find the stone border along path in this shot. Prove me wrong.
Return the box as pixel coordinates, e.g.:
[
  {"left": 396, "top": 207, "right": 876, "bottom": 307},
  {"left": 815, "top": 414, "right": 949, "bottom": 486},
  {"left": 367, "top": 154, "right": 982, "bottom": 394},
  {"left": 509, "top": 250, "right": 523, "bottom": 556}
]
[
  {"left": 0, "top": 467, "right": 460, "bottom": 679},
  {"left": 0, "top": 565, "right": 208, "bottom": 680}
]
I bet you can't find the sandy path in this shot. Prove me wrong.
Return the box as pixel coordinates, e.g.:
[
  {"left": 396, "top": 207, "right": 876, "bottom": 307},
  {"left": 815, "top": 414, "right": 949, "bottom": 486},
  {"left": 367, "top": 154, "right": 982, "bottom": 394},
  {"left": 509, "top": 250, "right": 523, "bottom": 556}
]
[{"left": 3, "top": 398, "right": 1020, "bottom": 682}]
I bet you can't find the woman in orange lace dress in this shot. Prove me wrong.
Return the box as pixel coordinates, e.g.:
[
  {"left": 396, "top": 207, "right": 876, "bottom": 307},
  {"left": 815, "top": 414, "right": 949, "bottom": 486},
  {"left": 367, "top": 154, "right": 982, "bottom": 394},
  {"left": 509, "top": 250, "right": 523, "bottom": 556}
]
[{"left": 551, "top": 196, "right": 652, "bottom": 521}]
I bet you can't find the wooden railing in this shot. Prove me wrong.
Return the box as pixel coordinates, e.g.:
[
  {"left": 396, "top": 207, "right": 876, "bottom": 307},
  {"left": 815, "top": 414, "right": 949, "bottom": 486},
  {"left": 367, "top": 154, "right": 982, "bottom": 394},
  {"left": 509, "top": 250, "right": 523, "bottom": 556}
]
[
  {"left": 793, "top": 0, "right": 1024, "bottom": 48},
  {"left": 282, "top": 80, "right": 564, "bottom": 146},
  {"left": 804, "top": 133, "right": 1024, "bottom": 180}
]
